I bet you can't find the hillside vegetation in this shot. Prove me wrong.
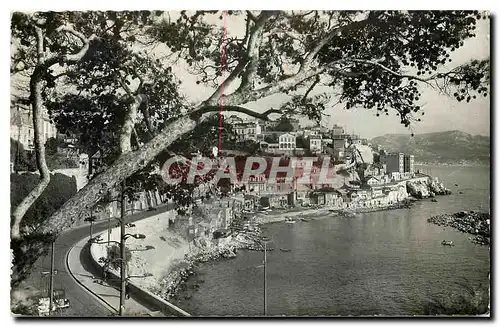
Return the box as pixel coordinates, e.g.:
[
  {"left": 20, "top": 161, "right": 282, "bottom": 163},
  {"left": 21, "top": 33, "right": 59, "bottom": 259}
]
[{"left": 371, "top": 130, "right": 490, "bottom": 165}]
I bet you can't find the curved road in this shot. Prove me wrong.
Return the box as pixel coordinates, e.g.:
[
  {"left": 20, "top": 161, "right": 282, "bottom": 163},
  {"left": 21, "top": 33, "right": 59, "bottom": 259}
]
[{"left": 22, "top": 204, "right": 173, "bottom": 317}]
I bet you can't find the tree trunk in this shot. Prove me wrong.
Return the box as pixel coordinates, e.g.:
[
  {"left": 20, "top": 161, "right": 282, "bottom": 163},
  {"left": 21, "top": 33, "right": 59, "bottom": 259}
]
[
  {"left": 11, "top": 70, "right": 51, "bottom": 239},
  {"left": 119, "top": 95, "right": 146, "bottom": 153},
  {"left": 39, "top": 114, "right": 198, "bottom": 235}
]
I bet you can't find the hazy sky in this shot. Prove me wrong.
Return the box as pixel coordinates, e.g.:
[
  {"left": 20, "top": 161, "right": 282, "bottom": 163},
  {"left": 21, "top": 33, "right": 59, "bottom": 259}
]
[{"left": 168, "top": 13, "right": 490, "bottom": 139}]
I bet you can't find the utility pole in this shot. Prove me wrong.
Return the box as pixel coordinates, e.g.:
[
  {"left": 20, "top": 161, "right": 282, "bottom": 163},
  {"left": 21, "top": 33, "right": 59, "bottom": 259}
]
[
  {"left": 119, "top": 180, "right": 126, "bottom": 316},
  {"left": 48, "top": 240, "right": 55, "bottom": 316},
  {"left": 263, "top": 240, "right": 267, "bottom": 316},
  {"left": 89, "top": 208, "right": 94, "bottom": 240},
  {"left": 107, "top": 213, "right": 111, "bottom": 259}
]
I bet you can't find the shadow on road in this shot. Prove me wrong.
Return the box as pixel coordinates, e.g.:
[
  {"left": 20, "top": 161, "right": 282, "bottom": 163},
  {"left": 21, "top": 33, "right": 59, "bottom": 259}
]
[{"left": 78, "top": 241, "right": 160, "bottom": 313}]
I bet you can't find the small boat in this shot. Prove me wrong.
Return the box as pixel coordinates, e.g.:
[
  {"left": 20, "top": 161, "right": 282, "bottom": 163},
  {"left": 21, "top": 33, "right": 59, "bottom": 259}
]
[
  {"left": 280, "top": 248, "right": 291, "bottom": 252},
  {"left": 285, "top": 217, "right": 296, "bottom": 224},
  {"left": 441, "top": 240, "right": 454, "bottom": 246},
  {"left": 431, "top": 199, "right": 438, "bottom": 202}
]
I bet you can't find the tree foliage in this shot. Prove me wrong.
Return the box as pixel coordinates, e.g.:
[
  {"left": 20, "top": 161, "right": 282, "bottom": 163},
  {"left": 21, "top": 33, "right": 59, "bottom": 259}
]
[
  {"left": 9, "top": 10, "right": 490, "bottom": 288},
  {"left": 269, "top": 117, "right": 295, "bottom": 132},
  {"left": 146, "top": 11, "right": 489, "bottom": 125},
  {"left": 10, "top": 172, "right": 77, "bottom": 232}
]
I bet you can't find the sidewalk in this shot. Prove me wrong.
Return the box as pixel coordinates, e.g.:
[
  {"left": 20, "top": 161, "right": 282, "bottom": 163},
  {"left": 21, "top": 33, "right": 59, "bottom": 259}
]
[{"left": 67, "top": 236, "right": 155, "bottom": 316}]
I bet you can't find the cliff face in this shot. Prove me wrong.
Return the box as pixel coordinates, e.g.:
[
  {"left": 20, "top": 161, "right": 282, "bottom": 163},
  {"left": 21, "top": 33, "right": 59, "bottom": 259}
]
[
  {"left": 428, "top": 178, "right": 452, "bottom": 195},
  {"left": 406, "top": 180, "right": 430, "bottom": 199},
  {"left": 406, "top": 177, "right": 451, "bottom": 199}
]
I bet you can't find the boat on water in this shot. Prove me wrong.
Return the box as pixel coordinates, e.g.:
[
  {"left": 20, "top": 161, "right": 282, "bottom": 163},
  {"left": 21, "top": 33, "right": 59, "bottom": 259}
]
[
  {"left": 441, "top": 240, "right": 454, "bottom": 246},
  {"left": 431, "top": 198, "right": 438, "bottom": 202},
  {"left": 285, "top": 217, "right": 296, "bottom": 224},
  {"left": 280, "top": 248, "right": 291, "bottom": 252}
]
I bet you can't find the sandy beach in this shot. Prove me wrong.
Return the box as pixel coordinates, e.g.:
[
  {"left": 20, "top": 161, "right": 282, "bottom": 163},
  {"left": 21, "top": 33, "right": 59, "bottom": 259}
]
[{"left": 253, "top": 207, "right": 333, "bottom": 224}]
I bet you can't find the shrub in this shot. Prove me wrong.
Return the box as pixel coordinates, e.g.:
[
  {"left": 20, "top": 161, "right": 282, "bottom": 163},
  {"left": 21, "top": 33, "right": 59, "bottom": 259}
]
[
  {"left": 10, "top": 172, "right": 77, "bottom": 231},
  {"left": 46, "top": 154, "right": 79, "bottom": 169},
  {"left": 108, "top": 244, "right": 131, "bottom": 270}
]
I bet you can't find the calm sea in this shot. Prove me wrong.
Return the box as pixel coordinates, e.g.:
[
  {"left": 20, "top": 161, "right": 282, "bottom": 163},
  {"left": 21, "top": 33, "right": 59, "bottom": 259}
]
[{"left": 177, "top": 165, "right": 491, "bottom": 316}]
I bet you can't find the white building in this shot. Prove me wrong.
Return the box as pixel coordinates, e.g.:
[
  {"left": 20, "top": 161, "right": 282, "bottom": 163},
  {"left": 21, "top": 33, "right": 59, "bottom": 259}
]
[
  {"left": 245, "top": 174, "right": 267, "bottom": 195},
  {"left": 303, "top": 127, "right": 321, "bottom": 138},
  {"left": 234, "top": 121, "right": 262, "bottom": 141},
  {"left": 309, "top": 136, "right": 322, "bottom": 153},
  {"left": 366, "top": 176, "right": 381, "bottom": 187},
  {"left": 279, "top": 133, "right": 296, "bottom": 150},
  {"left": 11, "top": 105, "right": 57, "bottom": 151}
]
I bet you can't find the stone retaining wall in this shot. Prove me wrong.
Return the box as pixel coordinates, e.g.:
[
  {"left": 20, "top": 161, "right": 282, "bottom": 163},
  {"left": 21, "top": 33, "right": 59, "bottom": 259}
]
[{"left": 89, "top": 211, "right": 191, "bottom": 317}]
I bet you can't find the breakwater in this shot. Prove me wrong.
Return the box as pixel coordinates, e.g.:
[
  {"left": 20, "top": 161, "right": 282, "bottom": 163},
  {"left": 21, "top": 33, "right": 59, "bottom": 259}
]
[{"left": 428, "top": 211, "right": 490, "bottom": 245}]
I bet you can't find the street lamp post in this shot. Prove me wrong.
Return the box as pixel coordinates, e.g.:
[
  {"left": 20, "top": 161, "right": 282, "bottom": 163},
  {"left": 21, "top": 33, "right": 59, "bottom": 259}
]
[
  {"left": 262, "top": 237, "right": 269, "bottom": 316},
  {"left": 107, "top": 230, "right": 145, "bottom": 316},
  {"left": 119, "top": 180, "right": 126, "bottom": 316},
  {"left": 108, "top": 214, "right": 111, "bottom": 258},
  {"left": 84, "top": 216, "right": 97, "bottom": 241},
  {"left": 48, "top": 239, "right": 55, "bottom": 316}
]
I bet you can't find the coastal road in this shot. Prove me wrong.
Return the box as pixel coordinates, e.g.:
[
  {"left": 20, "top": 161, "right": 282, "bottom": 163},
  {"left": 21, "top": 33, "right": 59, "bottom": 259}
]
[{"left": 21, "top": 204, "right": 174, "bottom": 317}]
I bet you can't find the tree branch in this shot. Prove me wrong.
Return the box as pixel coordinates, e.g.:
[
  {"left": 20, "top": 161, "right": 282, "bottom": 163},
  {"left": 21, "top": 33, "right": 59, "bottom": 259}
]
[
  {"left": 246, "top": 10, "right": 258, "bottom": 22},
  {"left": 192, "top": 105, "right": 282, "bottom": 121},
  {"left": 51, "top": 25, "right": 98, "bottom": 63},
  {"left": 239, "top": 11, "right": 276, "bottom": 91},
  {"left": 140, "top": 97, "right": 155, "bottom": 137},
  {"left": 117, "top": 72, "right": 134, "bottom": 97},
  {"left": 302, "top": 15, "right": 373, "bottom": 67},
  {"left": 35, "top": 26, "right": 44, "bottom": 63},
  {"left": 348, "top": 58, "right": 436, "bottom": 86},
  {"left": 119, "top": 94, "right": 147, "bottom": 154},
  {"left": 204, "top": 11, "right": 278, "bottom": 106},
  {"left": 302, "top": 75, "right": 320, "bottom": 102}
]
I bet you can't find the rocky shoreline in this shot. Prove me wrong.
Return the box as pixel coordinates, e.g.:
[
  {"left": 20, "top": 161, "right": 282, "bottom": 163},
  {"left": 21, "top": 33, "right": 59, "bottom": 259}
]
[
  {"left": 151, "top": 198, "right": 420, "bottom": 304},
  {"left": 351, "top": 199, "right": 416, "bottom": 214},
  {"left": 406, "top": 178, "right": 452, "bottom": 199},
  {"left": 151, "top": 229, "right": 266, "bottom": 303},
  {"left": 151, "top": 176, "right": 455, "bottom": 306},
  {"left": 428, "top": 211, "right": 490, "bottom": 245}
]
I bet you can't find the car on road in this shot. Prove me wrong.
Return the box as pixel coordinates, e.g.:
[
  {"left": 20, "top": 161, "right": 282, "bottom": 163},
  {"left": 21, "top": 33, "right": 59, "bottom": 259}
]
[{"left": 37, "top": 290, "right": 70, "bottom": 316}]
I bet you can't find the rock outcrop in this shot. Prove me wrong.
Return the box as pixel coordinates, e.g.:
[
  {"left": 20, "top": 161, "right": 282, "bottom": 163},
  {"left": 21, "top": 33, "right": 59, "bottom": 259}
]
[
  {"left": 406, "top": 177, "right": 451, "bottom": 199},
  {"left": 428, "top": 178, "right": 452, "bottom": 195},
  {"left": 406, "top": 180, "right": 431, "bottom": 199},
  {"left": 428, "top": 211, "right": 490, "bottom": 245}
]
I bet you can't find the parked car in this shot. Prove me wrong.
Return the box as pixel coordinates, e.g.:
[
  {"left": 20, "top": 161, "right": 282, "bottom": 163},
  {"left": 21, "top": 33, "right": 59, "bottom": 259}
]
[{"left": 37, "top": 293, "right": 70, "bottom": 316}]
